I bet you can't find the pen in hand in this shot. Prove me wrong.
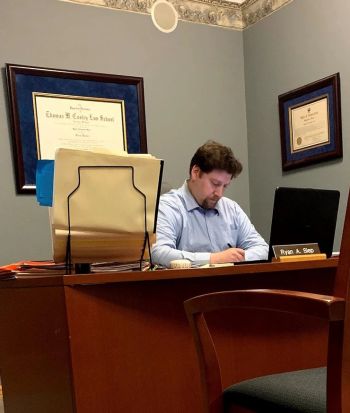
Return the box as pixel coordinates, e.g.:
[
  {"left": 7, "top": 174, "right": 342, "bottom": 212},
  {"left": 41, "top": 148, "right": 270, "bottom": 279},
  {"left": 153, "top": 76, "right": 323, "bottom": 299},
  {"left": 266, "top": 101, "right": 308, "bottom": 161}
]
[{"left": 226, "top": 242, "right": 245, "bottom": 262}]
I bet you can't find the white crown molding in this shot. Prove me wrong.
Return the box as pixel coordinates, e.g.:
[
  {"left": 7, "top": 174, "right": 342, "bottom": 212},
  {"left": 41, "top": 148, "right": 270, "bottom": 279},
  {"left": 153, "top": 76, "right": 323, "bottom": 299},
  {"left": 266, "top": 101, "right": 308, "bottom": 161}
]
[{"left": 59, "top": 0, "right": 293, "bottom": 30}]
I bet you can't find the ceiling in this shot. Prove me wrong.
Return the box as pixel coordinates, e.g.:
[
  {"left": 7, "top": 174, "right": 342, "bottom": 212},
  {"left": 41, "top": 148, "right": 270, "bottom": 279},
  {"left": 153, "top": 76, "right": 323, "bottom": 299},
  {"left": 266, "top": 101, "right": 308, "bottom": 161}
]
[{"left": 60, "top": 0, "right": 293, "bottom": 30}]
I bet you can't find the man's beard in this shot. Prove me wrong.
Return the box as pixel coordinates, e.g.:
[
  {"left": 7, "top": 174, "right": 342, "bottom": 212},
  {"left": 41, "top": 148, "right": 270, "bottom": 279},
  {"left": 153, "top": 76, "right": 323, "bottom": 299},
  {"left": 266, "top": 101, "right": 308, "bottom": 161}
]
[{"left": 202, "top": 196, "right": 220, "bottom": 209}]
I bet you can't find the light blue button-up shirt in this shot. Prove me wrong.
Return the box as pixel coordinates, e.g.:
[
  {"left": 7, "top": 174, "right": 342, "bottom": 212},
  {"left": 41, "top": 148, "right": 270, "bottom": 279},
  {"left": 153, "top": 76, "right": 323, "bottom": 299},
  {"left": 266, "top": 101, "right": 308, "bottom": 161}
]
[{"left": 151, "top": 181, "right": 269, "bottom": 267}]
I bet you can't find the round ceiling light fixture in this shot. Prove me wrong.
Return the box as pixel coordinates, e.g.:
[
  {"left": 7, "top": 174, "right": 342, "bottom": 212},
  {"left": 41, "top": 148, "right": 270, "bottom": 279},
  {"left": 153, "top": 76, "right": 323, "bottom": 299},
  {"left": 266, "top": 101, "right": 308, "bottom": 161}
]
[{"left": 151, "top": 0, "right": 178, "bottom": 33}]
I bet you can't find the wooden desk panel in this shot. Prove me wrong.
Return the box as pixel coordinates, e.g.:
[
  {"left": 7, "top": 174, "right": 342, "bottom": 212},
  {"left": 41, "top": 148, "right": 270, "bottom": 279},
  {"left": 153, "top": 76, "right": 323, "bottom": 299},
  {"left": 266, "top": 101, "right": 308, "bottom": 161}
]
[
  {"left": 0, "top": 260, "right": 338, "bottom": 412},
  {"left": 0, "top": 286, "right": 74, "bottom": 413}
]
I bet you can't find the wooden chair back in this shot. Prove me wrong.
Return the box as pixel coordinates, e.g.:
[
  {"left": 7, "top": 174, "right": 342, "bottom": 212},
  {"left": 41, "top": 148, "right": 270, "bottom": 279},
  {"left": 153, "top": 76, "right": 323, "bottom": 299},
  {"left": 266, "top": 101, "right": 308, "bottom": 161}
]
[{"left": 185, "top": 190, "right": 350, "bottom": 413}]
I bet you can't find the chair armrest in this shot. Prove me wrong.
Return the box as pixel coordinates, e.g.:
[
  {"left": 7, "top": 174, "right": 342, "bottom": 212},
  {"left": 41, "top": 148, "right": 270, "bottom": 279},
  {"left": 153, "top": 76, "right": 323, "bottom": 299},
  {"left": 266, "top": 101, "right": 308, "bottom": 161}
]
[
  {"left": 185, "top": 289, "right": 345, "bottom": 321},
  {"left": 184, "top": 290, "right": 345, "bottom": 413}
]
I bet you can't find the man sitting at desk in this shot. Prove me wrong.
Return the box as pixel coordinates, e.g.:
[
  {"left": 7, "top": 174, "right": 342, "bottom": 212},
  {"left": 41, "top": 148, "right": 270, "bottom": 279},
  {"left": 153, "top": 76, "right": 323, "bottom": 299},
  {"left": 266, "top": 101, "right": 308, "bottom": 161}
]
[{"left": 151, "top": 140, "right": 268, "bottom": 268}]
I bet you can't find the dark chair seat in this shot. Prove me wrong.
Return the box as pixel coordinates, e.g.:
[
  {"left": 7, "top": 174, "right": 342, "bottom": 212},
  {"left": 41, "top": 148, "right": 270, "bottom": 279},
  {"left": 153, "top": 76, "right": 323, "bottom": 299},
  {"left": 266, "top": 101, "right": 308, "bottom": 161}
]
[{"left": 224, "top": 367, "right": 326, "bottom": 413}]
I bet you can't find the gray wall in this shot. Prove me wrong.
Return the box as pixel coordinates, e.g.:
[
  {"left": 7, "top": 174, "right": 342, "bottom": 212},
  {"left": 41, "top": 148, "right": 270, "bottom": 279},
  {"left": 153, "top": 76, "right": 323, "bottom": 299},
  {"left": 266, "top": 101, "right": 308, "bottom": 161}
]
[
  {"left": 0, "top": 0, "right": 247, "bottom": 265},
  {"left": 1, "top": 0, "right": 349, "bottom": 265},
  {"left": 244, "top": 0, "right": 350, "bottom": 251}
]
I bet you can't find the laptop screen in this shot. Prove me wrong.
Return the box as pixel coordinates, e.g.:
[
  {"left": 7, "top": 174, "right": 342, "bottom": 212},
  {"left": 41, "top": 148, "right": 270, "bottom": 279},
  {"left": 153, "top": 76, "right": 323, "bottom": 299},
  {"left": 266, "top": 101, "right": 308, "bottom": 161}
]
[{"left": 268, "top": 187, "right": 340, "bottom": 261}]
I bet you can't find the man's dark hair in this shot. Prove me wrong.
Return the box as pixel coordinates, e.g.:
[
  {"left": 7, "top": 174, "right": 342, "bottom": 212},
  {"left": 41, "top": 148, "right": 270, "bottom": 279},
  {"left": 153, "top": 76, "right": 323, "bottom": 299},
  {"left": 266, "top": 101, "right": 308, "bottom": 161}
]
[{"left": 189, "top": 140, "right": 243, "bottom": 178}]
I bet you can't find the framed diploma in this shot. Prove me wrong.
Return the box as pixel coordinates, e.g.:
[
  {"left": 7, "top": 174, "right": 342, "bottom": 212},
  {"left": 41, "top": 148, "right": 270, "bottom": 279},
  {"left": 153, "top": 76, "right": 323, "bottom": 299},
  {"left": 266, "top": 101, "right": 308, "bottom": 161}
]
[
  {"left": 6, "top": 64, "right": 148, "bottom": 193},
  {"left": 278, "top": 73, "right": 342, "bottom": 171}
]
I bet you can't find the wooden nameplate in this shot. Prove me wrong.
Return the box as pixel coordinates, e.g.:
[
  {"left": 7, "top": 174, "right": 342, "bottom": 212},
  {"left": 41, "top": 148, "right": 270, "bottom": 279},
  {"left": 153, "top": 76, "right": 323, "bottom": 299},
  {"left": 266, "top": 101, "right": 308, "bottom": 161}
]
[
  {"left": 272, "top": 243, "right": 327, "bottom": 263},
  {"left": 276, "top": 253, "right": 327, "bottom": 263}
]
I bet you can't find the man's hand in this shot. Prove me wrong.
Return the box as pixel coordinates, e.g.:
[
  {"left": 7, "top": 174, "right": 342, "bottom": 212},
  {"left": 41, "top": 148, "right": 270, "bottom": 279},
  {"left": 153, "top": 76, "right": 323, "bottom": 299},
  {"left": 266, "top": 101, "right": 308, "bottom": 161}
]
[{"left": 210, "top": 247, "right": 245, "bottom": 264}]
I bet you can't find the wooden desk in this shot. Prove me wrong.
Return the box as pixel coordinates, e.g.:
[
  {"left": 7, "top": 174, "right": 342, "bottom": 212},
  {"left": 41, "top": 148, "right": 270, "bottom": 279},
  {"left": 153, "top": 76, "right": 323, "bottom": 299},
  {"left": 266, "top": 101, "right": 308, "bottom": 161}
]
[{"left": 0, "top": 259, "right": 337, "bottom": 413}]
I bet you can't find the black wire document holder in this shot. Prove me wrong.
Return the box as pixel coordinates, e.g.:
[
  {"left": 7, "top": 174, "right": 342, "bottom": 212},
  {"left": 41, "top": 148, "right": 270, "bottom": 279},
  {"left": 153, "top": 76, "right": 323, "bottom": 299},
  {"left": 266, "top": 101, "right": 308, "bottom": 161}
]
[{"left": 64, "top": 165, "right": 159, "bottom": 274}]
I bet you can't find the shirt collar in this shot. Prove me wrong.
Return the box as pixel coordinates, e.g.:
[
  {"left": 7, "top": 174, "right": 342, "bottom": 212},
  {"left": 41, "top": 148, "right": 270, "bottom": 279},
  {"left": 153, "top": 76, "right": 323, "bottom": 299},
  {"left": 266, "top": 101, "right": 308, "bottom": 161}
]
[{"left": 181, "top": 180, "right": 220, "bottom": 215}]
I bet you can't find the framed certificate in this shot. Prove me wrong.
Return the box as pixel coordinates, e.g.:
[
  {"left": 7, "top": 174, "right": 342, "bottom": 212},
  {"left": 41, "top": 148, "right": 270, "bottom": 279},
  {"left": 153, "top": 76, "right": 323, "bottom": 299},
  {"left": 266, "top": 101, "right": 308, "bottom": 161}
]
[
  {"left": 278, "top": 73, "right": 342, "bottom": 171},
  {"left": 6, "top": 64, "right": 148, "bottom": 193},
  {"left": 33, "top": 93, "right": 127, "bottom": 159}
]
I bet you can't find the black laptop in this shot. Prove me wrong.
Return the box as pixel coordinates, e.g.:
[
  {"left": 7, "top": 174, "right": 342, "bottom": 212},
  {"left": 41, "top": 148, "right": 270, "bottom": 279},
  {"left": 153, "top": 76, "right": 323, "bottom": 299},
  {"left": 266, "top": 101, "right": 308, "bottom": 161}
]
[
  {"left": 235, "top": 186, "right": 340, "bottom": 265},
  {"left": 267, "top": 187, "right": 340, "bottom": 261}
]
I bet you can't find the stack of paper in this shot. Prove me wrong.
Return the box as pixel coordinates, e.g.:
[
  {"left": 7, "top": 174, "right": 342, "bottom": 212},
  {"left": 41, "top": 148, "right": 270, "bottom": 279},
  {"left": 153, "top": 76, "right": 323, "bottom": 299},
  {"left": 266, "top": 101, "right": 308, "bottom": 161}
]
[
  {"left": 90, "top": 261, "right": 149, "bottom": 272},
  {"left": 51, "top": 148, "right": 163, "bottom": 264},
  {"left": 0, "top": 268, "right": 16, "bottom": 280},
  {"left": 6, "top": 260, "right": 66, "bottom": 274}
]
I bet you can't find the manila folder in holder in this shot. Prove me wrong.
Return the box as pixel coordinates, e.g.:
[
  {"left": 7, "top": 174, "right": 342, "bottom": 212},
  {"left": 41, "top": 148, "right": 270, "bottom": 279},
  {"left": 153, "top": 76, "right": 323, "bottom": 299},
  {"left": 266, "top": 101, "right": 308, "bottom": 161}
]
[{"left": 51, "top": 148, "right": 163, "bottom": 263}]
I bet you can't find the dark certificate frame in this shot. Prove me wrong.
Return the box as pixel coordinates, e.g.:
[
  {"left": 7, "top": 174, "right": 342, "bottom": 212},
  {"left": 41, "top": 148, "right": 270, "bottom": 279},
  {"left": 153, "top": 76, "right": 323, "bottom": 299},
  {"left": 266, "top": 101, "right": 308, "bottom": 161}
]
[
  {"left": 5, "top": 63, "right": 148, "bottom": 194},
  {"left": 278, "top": 73, "right": 342, "bottom": 171}
]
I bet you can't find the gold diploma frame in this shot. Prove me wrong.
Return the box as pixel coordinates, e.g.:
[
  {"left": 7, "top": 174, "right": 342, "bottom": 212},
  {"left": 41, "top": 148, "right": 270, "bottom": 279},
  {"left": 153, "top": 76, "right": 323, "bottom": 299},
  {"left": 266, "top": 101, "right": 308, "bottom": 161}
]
[
  {"left": 5, "top": 64, "right": 148, "bottom": 193},
  {"left": 278, "top": 73, "right": 342, "bottom": 171}
]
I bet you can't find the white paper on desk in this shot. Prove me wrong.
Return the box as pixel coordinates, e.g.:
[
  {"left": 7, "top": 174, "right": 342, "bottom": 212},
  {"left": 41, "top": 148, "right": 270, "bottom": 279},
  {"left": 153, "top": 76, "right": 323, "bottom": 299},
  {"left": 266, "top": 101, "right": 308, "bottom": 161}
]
[{"left": 51, "top": 148, "right": 163, "bottom": 263}]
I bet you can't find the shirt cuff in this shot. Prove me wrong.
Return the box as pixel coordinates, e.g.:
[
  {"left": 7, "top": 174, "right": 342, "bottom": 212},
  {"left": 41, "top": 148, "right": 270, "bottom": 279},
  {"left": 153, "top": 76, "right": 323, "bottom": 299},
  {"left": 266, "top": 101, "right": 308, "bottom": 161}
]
[
  {"left": 244, "top": 247, "right": 268, "bottom": 261},
  {"left": 182, "top": 251, "right": 211, "bottom": 267}
]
